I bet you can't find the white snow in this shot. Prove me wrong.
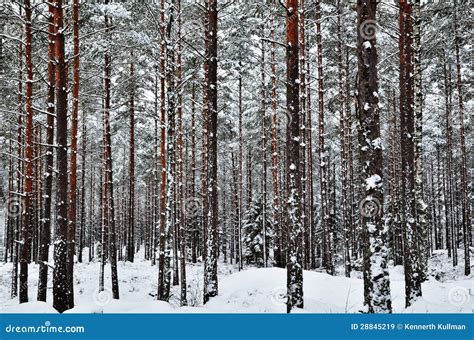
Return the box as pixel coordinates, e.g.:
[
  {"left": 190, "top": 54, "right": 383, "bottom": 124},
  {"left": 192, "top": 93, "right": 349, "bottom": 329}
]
[
  {"left": 365, "top": 174, "right": 382, "bottom": 191},
  {"left": 0, "top": 249, "right": 471, "bottom": 314}
]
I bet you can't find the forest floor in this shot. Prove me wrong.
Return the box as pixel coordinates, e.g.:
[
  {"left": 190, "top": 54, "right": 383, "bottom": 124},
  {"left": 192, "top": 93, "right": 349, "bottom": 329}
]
[{"left": 0, "top": 249, "right": 472, "bottom": 313}]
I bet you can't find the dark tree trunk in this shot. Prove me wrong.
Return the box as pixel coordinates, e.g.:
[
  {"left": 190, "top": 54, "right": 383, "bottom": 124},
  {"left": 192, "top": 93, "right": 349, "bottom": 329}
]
[
  {"left": 127, "top": 57, "right": 135, "bottom": 263},
  {"left": 11, "top": 20, "right": 24, "bottom": 299},
  {"left": 52, "top": 0, "right": 70, "bottom": 313},
  {"left": 270, "top": 12, "right": 282, "bottom": 269},
  {"left": 19, "top": 0, "right": 34, "bottom": 305},
  {"left": 78, "top": 110, "right": 87, "bottom": 264},
  {"left": 203, "top": 0, "right": 219, "bottom": 304},
  {"left": 400, "top": 0, "right": 422, "bottom": 307},
  {"left": 453, "top": 0, "right": 470, "bottom": 276},
  {"left": 103, "top": 1, "right": 119, "bottom": 300},
  {"left": 357, "top": 0, "right": 392, "bottom": 313},
  {"left": 66, "top": 0, "right": 80, "bottom": 309},
  {"left": 38, "top": 2, "right": 55, "bottom": 302},
  {"left": 315, "top": 0, "right": 332, "bottom": 275},
  {"left": 285, "top": 0, "right": 303, "bottom": 313}
]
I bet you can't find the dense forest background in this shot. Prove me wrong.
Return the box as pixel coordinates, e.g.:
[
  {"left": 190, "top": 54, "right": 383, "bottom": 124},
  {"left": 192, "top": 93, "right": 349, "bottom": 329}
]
[{"left": 0, "top": 0, "right": 471, "bottom": 314}]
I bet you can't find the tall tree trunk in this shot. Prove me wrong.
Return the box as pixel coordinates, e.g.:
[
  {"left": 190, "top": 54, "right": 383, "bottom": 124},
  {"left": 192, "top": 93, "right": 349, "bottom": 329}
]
[
  {"left": 270, "top": 12, "right": 281, "bottom": 269},
  {"left": 5, "top": 136, "right": 13, "bottom": 263},
  {"left": 237, "top": 57, "right": 244, "bottom": 270},
  {"left": 285, "top": 0, "right": 303, "bottom": 313},
  {"left": 52, "top": 0, "right": 70, "bottom": 313},
  {"left": 190, "top": 82, "right": 198, "bottom": 264},
  {"left": 443, "top": 61, "right": 456, "bottom": 265},
  {"left": 38, "top": 3, "right": 55, "bottom": 302},
  {"left": 298, "top": 0, "right": 307, "bottom": 270},
  {"left": 99, "top": 142, "right": 107, "bottom": 293},
  {"left": 413, "top": 0, "right": 428, "bottom": 282},
  {"left": 157, "top": 0, "right": 167, "bottom": 291},
  {"left": 201, "top": 0, "right": 210, "bottom": 275},
  {"left": 78, "top": 110, "right": 86, "bottom": 264},
  {"left": 260, "top": 22, "right": 267, "bottom": 268},
  {"left": 66, "top": 0, "right": 80, "bottom": 309},
  {"left": 315, "top": 0, "right": 332, "bottom": 275},
  {"left": 103, "top": 1, "right": 119, "bottom": 300},
  {"left": 127, "top": 57, "right": 135, "bottom": 262},
  {"left": 11, "top": 21, "right": 23, "bottom": 299},
  {"left": 306, "top": 47, "right": 315, "bottom": 270},
  {"left": 453, "top": 0, "right": 471, "bottom": 276},
  {"left": 203, "top": 0, "right": 219, "bottom": 304},
  {"left": 152, "top": 64, "right": 160, "bottom": 267},
  {"left": 400, "top": 0, "right": 422, "bottom": 307},
  {"left": 337, "top": 0, "right": 350, "bottom": 278},
  {"left": 19, "top": 0, "right": 34, "bottom": 305},
  {"left": 158, "top": 0, "right": 175, "bottom": 301},
  {"left": 357, "top": 0, "right": 392, "bottom": 313},
  {"left": 176, "top": 0, "right": 187, "bottom": 305}
]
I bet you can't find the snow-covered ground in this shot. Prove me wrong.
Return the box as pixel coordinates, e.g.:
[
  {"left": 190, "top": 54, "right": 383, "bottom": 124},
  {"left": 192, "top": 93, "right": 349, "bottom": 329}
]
[{"left": 0, "top": 249, "right": 472, "bottom": 313}]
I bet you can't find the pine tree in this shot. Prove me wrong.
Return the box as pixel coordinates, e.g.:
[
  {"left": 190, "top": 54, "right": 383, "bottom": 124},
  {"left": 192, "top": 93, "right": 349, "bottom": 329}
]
[
  {"left": 37, "top": 2, "right": 55, "bottom": 303},
  {"left": 399, "top": 0, "right": 422, "bottom": 307},
  {"left": 127, "top": 57, "right": 135, "bottom": 263},
  {"left": 357, "top": 0, "right": 392, "bottom": 313},
  {"left": 66, "top": 0, "right": 80, "bottom": 309},
  {"left": 52, "top": 0, "right": 70, "bottom": 313},
  {"left": 242, "top": 198, "right": 272, "bottom": 266},
  {"left": 453, "top": 0, "right": 471, "bottom": 276},
  {"left": 102, "top": 0, "right": 119, "bottom": 300},
  {"left": 203, "top": 0, "right": 219, "bottom": 304},
  {"left": 285, "top": 0, "right": 303, "bottom": 313}
]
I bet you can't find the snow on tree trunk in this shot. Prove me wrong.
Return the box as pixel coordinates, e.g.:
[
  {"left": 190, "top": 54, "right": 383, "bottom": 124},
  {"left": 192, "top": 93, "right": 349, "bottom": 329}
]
[
  {"left": 413, "top": 0, "right": 428, "bottom": 283},
  {"left": 315, "top": 0, "right": 333, "bottom": 275},
  {"left": 453, "top": 0, "right": 471, "bottom": 276},
  {"left": 103, "top": 1, "right": 119, "bottom": 301},
  {"left": 285, "top": 0, "right": 303, "bottom": 313},
  {"left": 127, "top": 56, "right": 135, "bottom": 263},
  {"left": 19, "top": 0, "right": 34, "bottom": 305},
  {"left": 37, "top": 2, "right": 55, "bottom": 303},
  {"left": 52, "top": 0, "right": 70, "bottom": 313},
  {"left": 399, "top": 0, "right": 422, "bottom": 308},
  {"left": 357, "top": 0, "right": 392, "bottom": 313},
  {"left": 204, "top": 0, "right": 219, "bottom": 304},
  {"left": 66, "top": 0, "right": 80, "bottom": 309}
]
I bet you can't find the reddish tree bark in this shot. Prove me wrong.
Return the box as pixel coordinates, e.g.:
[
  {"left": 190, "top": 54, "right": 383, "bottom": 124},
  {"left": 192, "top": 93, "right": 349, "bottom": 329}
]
[
  {"left": 52, "top": 0, "right": 70, "bottom": 313},
  {"left": 286, "top": 0, "right": 303, "bottom": 313},
  {"left": 19, "top": 0, "right": 34, "bottom": 304}
]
